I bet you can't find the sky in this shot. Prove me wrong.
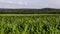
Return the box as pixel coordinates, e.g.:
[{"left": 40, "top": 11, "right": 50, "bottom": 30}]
[
  {"left": 0, "top": 0, "right": 60, "bottom": 9},
  {"left": 48, "top": 0, "right": 60, "bottom": 9}
]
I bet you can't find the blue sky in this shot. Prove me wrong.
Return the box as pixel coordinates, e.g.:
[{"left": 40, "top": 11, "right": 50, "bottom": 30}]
[{"left": 0, "top": 0, "right": 60, "bottom": 9}]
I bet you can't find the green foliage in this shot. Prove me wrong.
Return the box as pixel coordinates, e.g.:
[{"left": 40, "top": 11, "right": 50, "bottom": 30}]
[
  {"left": 0, "top": 8, "right": 60, "bottom": 14},
  {"left": 0, "top": 15, "right": 60, "bottom": 34}
]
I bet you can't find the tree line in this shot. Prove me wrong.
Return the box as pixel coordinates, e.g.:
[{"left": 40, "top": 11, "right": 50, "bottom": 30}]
[{"left": 0, "top": 8, "right": 60, "bottom": 14}]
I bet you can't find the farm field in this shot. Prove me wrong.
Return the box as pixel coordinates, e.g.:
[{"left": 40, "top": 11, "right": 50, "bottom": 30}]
[{"left": 0, "top": 14, "right": 60, "bottom": 34}]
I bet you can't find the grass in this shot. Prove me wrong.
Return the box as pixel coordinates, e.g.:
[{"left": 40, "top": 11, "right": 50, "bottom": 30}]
[
  {"left": 0, "top": 14, "right": 60, "bottom": 16},
  {"left": 0, "top": 14, "right": 60, "bottom": 34}
]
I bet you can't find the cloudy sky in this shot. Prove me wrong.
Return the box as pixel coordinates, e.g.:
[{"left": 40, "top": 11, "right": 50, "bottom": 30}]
[
  {"left": 48, "top": 0, "right": 60, "bottom": 9},
  {"left": 0, "top": 0, "right": 60, "bottom": 9}
]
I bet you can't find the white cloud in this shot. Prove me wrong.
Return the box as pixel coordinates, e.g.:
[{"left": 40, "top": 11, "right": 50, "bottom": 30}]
[
  {"left": 0, "top": 0, "right": 28, "bottom": 5},
  {"left": 0, "top": 0, "right": 14, "bottom": 3},
  {"left": 0, "top": 0, "right": 48, "bottom": 9},
  {"left": 16, "top": 2, "right": 28, "bottom": 5},
  {"left": 48, "top": 0, "right": 60, "bottom": 5}
]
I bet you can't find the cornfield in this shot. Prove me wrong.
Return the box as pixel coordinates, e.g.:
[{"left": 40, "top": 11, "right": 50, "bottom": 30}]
[{"left": 0, "top": 14, "right": 60, "bottom": 34}]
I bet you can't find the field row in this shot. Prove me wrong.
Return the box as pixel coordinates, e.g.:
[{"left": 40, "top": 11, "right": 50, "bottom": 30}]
[
  {"left": 0, "top": 15, "right": 60, "bottom": 34},
  {"left": 0, "top": 14, "right": 60, "bottom": 16}
]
